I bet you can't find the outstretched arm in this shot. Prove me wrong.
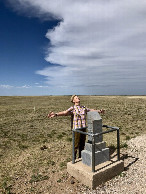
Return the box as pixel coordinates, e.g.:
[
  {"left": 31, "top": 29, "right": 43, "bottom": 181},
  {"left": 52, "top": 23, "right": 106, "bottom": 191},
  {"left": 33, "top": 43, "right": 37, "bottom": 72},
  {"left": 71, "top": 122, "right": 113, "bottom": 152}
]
[{"left": 48, "top": 110, "right": 70, "bottom": 118}]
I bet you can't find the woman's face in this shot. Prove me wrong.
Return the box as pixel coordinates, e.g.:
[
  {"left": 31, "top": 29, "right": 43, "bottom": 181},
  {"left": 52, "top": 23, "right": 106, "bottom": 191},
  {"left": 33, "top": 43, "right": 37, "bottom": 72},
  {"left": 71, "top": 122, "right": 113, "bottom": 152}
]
[{"left": 73, "top": 95, "right": 80, "bottom": 103}]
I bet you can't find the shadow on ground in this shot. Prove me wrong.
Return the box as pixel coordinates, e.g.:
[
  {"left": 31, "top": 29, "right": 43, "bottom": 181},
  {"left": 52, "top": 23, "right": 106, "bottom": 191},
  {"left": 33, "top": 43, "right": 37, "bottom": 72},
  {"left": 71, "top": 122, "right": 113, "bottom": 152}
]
[{"left": 121, "top": 153, "right": 139, "bottom": 171}]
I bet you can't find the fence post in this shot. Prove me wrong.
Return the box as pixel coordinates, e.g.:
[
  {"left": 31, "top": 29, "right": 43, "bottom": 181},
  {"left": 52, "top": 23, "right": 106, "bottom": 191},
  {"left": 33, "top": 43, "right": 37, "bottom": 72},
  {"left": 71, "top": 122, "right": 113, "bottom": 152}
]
[
  {"left": 92, "top": 135, "right": 95, "bottom": 172},
  {"left": 117, "top": 128, "right": 120, "bottom": 160},
  {"left": 72, "top": 130, "right": 75, "bottom": 164}
]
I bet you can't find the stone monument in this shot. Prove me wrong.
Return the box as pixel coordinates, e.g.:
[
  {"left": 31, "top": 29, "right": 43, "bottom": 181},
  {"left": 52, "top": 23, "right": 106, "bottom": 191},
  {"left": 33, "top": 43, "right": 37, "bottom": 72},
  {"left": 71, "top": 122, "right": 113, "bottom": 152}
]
[
  {"left": 67, "top": 111, "right": 124, "bottom": 189},
  {"left": 81, "top": 111, "right": 110, "bottom": 166}
]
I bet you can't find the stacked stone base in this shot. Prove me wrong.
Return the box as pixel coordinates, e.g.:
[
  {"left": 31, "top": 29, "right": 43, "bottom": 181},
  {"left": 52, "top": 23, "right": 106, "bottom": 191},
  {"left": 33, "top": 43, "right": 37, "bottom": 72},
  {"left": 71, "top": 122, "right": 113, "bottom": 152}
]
[{"left": 82, "top": 141, "right": 110, "bottom": 166}]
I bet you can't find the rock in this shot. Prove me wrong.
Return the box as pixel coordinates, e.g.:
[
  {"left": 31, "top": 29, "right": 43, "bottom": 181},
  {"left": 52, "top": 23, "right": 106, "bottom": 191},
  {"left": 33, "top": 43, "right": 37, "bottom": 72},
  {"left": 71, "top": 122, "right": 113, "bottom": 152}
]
[
  {"left": 40, "top": 145, "right": 48, "bottom": 150},
  {"left": 71, "top": 179, "right": 75, "bottom": 184}
]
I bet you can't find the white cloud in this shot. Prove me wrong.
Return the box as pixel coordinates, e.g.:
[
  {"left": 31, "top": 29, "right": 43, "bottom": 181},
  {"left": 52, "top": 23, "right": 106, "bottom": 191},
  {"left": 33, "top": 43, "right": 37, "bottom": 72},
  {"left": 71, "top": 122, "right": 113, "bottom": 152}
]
[
  {"left": 6, "top": 0, "right": 146, "bottom": 94},
  {"left": 0, "top": 84, "right": 32, "bottom": 89},
  {"left": 16, "top": 85, "right": 32, "bottom": 88},
  {"left": 36, "top": 85, "right": 50, "bottom": 88},
  {"left": 0, "top": 84, "right": 14, "bottom": 89}
]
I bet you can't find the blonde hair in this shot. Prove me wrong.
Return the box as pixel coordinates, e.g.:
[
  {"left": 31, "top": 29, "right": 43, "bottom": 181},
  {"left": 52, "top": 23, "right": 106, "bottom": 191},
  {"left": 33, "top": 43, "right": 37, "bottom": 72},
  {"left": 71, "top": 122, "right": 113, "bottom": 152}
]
[{"left": 71, "top": 94, "right": 76, "bottom": 103}]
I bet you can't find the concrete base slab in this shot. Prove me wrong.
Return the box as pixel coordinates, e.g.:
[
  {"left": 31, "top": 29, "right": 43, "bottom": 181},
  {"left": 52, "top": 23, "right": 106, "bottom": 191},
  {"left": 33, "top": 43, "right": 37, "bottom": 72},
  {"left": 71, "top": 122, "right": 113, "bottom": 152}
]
[{"left": 67, "top": 158, "right": 124, "bottom": 189}]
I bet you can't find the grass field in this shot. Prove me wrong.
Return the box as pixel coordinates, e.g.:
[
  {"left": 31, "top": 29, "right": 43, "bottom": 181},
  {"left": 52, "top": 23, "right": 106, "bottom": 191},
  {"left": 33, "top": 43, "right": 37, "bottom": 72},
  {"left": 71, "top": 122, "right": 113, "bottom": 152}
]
[{"left": 0, "top": 96, "right": 146, "bottom": 193}]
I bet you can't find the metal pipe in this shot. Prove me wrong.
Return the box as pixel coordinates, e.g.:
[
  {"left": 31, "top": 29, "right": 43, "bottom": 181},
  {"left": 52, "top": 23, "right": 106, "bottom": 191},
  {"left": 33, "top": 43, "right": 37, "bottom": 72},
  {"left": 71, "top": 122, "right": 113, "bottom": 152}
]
[
  {"left": 117, "top": 129, "right": 120, "bottom": 160},
  {"left": 72, "top": 128, "right": 118, "bottom": 137},
  {"left": 102, "top": 125, "right": 119, "bottom": 130},
  {"left": 72, "top": 130, "right": 75, "bottom": 164},
  {"left": 92, "top": 135, "right": 95, "bottom": 172},
  {"left": 72, "top": 125, "right": 121, "bottom": 173},
  {"left": 94, "top": 128, "right": 117, "bottom": 137}
]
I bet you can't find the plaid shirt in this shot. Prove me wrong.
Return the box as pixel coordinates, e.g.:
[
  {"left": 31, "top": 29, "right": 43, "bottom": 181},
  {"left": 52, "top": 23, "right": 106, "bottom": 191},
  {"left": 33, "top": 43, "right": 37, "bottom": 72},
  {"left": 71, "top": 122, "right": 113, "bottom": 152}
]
[{"left": 67, "top": 105, "right": 90, "bottom": 129}]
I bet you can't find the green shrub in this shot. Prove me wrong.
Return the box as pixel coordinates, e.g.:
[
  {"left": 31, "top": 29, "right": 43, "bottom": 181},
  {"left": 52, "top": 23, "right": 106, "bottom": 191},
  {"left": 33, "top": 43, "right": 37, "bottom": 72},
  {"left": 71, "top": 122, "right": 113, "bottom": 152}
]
[
  {"left": 66, "top": 137, "right": 72, "bottom": 142},
  {"left": 29, "top": 174, "right": 49, "bottom": 183},
  {"left": 47, "top": 160, "right": 55, "bottom": 166},
  {"left": 126, "top": 135, "right": 130, "bottom": 140}
]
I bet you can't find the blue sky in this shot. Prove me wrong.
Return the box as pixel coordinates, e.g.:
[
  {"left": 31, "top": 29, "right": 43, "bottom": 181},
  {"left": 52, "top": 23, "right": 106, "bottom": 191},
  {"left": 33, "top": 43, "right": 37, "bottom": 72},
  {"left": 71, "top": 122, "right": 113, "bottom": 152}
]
[
  {"left": 0, "top": 0, "right": 59, "bottom": 95},
  {"left": 0, "top": 0, "right": 146, "bottom": 96}
]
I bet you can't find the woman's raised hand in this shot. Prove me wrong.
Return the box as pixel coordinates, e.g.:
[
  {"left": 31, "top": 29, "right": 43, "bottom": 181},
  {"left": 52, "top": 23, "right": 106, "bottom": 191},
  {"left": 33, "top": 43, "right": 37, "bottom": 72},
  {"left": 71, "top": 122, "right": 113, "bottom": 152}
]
[
  {"left": 48, "top": 112, "right": 56, "bottom": 118},
  {"left": 99, "top": 109, "right": 105, "bottom": 114}
]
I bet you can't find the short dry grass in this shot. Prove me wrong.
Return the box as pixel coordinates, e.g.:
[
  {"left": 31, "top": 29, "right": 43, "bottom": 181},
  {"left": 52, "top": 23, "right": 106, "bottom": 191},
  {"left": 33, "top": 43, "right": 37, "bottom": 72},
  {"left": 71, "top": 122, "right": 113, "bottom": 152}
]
[{"left": 0, "top": 96, "right": 146, "bottom": 193}]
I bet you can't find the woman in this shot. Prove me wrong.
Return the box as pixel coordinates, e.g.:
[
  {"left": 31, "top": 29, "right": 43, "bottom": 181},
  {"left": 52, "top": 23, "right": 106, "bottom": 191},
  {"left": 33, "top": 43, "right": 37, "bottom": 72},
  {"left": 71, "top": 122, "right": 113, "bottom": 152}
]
[{"left": 48, "top": 95, "right": 104, "bottom": 159}]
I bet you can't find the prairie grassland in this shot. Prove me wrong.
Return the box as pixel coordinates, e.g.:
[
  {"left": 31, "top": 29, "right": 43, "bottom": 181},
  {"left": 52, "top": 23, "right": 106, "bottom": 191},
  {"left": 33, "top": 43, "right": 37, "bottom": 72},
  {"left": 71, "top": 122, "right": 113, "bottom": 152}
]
[{"left": 0, "top": 96, "right": 146, "bottom": 193}]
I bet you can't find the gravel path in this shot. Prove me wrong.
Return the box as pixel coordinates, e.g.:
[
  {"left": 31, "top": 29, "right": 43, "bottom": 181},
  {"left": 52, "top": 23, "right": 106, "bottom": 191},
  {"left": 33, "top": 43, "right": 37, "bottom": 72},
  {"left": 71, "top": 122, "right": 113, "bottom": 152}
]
[{"left": 81, "top": 135, "right": 146, "bottom": 194}]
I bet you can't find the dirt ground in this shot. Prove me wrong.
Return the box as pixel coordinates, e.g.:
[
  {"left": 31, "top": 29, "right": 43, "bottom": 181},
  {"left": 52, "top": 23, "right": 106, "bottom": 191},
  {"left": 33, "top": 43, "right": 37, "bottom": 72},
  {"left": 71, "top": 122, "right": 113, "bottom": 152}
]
[{"left": 0, "top": 96, "right": 146, "bottom": 193}]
